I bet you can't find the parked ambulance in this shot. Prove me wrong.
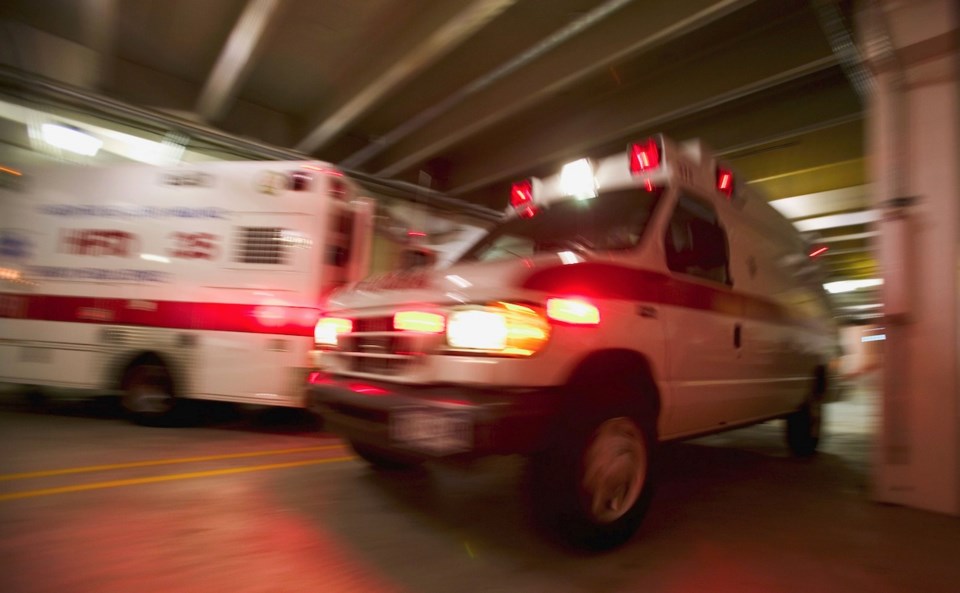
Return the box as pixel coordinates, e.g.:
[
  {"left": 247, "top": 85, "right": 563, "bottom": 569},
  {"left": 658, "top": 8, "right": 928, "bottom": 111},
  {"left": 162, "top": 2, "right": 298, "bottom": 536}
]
[
  {"left": 0, "top": 160, "right": 373, "bottom": 425},
  {"left": 307, "top": 134, "right": 842, "bottom": 548}
]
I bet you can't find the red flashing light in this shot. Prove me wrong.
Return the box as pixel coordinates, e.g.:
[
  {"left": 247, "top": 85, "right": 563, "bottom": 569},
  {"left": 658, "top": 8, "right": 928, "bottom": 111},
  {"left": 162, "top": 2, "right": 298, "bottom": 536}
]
[
  {"left": 546, "top": 297, "right": 600, "bottom": 325},
  {"left": 809, "top": 245, "right": 829, "bottom": 258},
  {"left": 716, "top": 167, "right": 734, "bottom": 198},
  {"left": 407, "top": 230, "right": 427, "bottom": 237},
  {"left": 510, "top": 180, "right": 539, "bottom": 218},
  {"left": 629, "top": 138, "right": 661, "bottom": 175},
  {"left": 510, "top": 180, "right": 533, "bottom": 207},
  {"left": 308, "top": 371, "right": 330, "bottom": 385}
]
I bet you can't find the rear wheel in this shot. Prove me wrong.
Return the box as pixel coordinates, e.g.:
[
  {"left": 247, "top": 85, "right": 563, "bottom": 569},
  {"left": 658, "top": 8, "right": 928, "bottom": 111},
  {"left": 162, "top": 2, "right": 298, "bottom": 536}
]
[
  {"left": 786, "top": 371, "right": 826, "bottom": 456},
  {"left": 121, "top": 362, "right": 180, "bottom": 427}
]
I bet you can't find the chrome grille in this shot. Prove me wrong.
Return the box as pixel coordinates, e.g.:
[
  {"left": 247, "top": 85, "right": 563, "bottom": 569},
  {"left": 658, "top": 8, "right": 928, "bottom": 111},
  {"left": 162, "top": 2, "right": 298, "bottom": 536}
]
[{"left": 337, "top": 317, "right": 425, "bottom": 377}]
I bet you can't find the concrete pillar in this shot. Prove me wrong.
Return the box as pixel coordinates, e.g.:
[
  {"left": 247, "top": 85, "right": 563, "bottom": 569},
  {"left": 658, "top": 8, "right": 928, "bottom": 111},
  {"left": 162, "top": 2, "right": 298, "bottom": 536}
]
[{"left": 860, "top": 0, "right": 960, "bottom": 515}]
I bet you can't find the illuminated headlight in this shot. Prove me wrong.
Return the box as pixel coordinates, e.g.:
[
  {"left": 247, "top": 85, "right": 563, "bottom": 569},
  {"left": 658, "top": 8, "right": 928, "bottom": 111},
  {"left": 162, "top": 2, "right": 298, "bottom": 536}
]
[
  {"left": 314, "top": 317, "right": 352, "bottom": 348},
  {"left": 446, "top": 302, "right": 550, "bottom": 356}
]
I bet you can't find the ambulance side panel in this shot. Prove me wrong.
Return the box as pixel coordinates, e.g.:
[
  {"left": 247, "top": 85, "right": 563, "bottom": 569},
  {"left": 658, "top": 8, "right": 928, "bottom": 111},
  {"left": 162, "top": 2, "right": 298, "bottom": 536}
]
[
  {"left": 723, "top": 190, "right": 835, "bottom": 418},
  {"left": 0, "top": 161, "right": 366, "bottom": 407}
]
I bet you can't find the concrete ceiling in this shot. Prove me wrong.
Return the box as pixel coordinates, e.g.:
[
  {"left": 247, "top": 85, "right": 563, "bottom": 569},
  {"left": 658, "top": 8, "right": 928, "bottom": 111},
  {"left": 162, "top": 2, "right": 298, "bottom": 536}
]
[{"left": 0, "top": 0, "right": 880, "bottom": 319}]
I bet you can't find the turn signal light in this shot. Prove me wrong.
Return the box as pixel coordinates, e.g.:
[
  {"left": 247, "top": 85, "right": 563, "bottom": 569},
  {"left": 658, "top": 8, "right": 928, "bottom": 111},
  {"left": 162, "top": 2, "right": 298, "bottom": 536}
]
[{"left": 315, "top": 316, "right": 352, "bottom": 347}]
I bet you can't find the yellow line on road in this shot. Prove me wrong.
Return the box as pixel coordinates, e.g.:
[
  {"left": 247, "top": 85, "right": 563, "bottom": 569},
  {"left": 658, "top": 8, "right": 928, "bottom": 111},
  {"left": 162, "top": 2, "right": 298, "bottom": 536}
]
[
  {"left": 0, "top": 455, "right": 356, "bottom": 502},
  {"left": 0, "top": 445, "right": 348, "bottom": 481}
]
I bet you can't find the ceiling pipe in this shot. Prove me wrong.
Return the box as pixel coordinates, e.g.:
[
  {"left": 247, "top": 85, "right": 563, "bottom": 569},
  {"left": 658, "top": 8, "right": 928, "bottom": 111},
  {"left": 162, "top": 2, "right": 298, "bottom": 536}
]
[{"left": 811, "top": 0, "right": 874, "bottom": 102}]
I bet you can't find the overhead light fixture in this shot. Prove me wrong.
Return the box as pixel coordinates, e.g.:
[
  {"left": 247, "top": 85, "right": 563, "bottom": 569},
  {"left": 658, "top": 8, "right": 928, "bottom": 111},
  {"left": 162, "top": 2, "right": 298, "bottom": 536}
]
[
  {"left": 41, "top": 123, "right": 102, "bottom": 156},
  {"left": 824, "top": 278, "right": 883, "bottom": 294}
]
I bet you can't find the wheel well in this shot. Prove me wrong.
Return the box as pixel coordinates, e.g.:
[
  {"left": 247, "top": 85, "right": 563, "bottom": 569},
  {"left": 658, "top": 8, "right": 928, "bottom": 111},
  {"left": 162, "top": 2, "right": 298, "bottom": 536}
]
[
  {"left": 117, "top": 352, "right": 173, "bottom": 391},
  {"left": 563, "top": 349, "right": 661, "bottom": 425}
]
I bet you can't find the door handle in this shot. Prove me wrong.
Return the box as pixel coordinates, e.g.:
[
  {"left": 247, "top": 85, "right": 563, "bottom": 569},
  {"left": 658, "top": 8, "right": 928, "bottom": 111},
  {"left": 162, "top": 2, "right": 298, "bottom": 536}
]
[{"left": 733, "top": 323, "right": 742, "bottom": 348}]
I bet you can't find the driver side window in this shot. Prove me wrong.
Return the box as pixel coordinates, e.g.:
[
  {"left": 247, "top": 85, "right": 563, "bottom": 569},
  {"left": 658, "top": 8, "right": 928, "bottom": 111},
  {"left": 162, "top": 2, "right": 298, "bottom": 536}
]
[
  {"left": 478, "top": 234, "right": 534, "bottom": 261},
  {"left": 664, "top": 192, "right": 731, "bottom": 285}
]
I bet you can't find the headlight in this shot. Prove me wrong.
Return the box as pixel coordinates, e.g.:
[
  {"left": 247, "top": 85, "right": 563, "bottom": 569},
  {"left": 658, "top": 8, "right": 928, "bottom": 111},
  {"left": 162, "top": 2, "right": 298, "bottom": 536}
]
[
  {"left": 314, "top": 316, "right": 352, "bottom": 348},
  {"left": 446, "top": 302, "right": 549, "bottom": 356}
]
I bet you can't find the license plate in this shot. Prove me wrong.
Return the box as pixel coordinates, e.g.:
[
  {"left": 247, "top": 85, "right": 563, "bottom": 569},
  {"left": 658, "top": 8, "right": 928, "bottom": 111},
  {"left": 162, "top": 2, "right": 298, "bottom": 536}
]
[{"left": 389, "top": 407, "right": 472, "bottom": 455}]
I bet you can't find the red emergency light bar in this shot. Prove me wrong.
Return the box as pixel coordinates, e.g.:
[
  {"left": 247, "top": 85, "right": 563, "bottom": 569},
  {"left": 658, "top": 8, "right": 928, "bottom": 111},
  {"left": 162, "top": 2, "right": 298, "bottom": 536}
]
[
  {"left": 510, "top": 180, "right": 538, "bottom": 218},
  {"left": 716, "top": 167, "right": 734, "bottom": 198},
  {"left": 628, "top": 138, "right": 661, "bottom": 175}
]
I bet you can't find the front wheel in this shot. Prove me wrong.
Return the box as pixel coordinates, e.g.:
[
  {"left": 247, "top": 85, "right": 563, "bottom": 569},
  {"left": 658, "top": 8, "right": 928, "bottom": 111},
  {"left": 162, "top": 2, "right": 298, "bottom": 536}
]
[{"left": 530, "top": 414, "right": 655, "bottom": 550}]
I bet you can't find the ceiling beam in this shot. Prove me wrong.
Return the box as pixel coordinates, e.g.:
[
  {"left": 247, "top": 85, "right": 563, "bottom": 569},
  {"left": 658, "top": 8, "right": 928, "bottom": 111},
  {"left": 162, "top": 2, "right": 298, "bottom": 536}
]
[
  {"left": 367, "top": 0, "right": 760, "bottom": 178},
  {"left": 195, "top": 0, "right": 285, "bottom": 122},
  {"left": 441, "top": 18, "right": 839, "bottom": 196},
  {"left": 295, "top": 0, "right": 516, "bottom": 154},
  {"left": 80, "top": 0, "right": 118, "bottom": 91},
  {"left": 818, "top": 230, "right": 879, "bottom": 243},
  {"left": 340, "top": 0, "right": 638, "bottom": 169}
]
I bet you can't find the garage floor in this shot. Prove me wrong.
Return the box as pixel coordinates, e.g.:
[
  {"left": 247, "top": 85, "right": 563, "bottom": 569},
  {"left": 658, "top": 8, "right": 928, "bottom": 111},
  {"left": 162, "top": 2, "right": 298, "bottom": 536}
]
[{"left": 1, "top": 380, "right": 957, "bottom": 593}]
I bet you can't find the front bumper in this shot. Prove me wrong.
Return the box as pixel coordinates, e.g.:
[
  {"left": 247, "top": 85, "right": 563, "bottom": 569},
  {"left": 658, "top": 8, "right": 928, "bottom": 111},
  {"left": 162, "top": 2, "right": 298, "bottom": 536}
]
[{"left": 306, "top": 373, "right": 560, "bottom": 460}]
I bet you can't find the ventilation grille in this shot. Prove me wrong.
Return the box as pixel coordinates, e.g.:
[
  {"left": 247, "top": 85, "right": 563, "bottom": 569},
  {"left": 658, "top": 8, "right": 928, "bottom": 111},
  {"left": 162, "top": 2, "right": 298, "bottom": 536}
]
[{"left": 235, "top": 227, "right": 288, "bottom": 265}]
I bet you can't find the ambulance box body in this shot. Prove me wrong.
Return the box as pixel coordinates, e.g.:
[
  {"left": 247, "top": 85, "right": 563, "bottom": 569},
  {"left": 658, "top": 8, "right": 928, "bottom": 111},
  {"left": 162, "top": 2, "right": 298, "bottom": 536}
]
[{"left": 0, "top": 161, "right": 373, "bottom": 424}]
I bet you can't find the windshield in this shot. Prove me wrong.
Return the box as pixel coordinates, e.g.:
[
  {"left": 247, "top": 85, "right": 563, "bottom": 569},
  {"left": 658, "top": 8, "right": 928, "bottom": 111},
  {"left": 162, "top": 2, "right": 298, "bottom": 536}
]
[{"left": 457, "top": 187, "right": 663, "bottom": 263}]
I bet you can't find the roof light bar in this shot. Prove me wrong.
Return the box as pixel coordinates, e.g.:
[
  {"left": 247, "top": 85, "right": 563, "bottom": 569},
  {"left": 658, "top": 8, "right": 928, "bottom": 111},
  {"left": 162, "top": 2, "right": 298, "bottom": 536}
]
[{"left": 559, "top": 158, "right": 597, "bottom": 200}]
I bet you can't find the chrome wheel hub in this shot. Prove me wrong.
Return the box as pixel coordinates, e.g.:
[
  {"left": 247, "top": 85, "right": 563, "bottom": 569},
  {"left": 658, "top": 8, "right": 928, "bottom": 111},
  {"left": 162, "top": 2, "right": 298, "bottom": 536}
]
[{"left": 582, "top": 416, "right": 647, "bottom": 524}]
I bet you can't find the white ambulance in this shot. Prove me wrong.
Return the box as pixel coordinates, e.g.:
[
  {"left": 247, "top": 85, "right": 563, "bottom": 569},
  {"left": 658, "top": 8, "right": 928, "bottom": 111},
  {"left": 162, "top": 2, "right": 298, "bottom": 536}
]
[
  {"left": 0, "top": 160, "right": 373, "bottom": 425},
  {"left": 307, "top": 134, "right": 842, "bottom": 548}
]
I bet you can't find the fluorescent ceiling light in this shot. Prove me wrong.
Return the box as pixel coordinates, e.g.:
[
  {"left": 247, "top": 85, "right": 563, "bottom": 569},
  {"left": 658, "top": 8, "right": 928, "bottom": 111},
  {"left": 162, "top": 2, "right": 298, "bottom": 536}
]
[
  {"left": 824, "top": 278, "right": 883, "bottom": 294},
  {"left": 41, "top": 123, "right": 103, "bottom": 156}
]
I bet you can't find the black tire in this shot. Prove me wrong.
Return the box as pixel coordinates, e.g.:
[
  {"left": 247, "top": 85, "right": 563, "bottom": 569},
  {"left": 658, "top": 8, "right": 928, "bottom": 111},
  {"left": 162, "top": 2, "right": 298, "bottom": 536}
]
[
  {"left": 529, "top": 411, "right": 656, "bottom": 550},
  {"left": 121, "top": 362, "right": 181, "bottom": 427},
  {"left": 349, "top": 440, "right": 423, "bottom": 471},
  {"left": 786, "top": 396, "right": 823, "bottom": 457}
]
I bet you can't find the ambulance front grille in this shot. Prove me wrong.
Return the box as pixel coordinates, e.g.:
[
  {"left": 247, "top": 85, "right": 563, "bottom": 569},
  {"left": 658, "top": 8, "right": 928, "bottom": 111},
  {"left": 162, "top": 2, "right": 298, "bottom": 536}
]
[{"left": 337, "top": 317, "right": 423, "bottom": 376}]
